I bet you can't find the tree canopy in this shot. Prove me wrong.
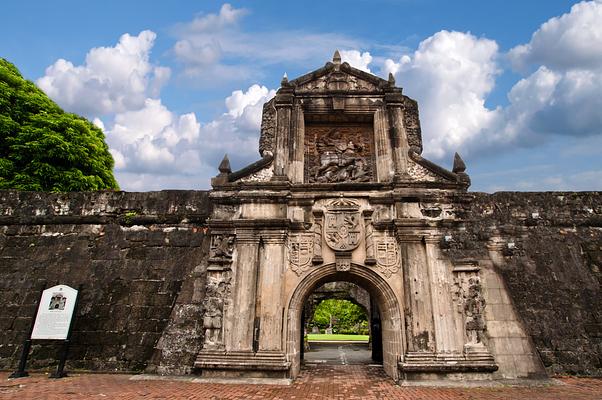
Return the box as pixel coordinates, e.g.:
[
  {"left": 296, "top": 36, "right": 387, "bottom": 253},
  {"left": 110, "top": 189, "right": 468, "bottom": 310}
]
[
  {"left": 0, "top": 58, "right": 118, "bottom": 191},
  {"left": 311, "top": 299, "right": 368, "bottom": 333}
]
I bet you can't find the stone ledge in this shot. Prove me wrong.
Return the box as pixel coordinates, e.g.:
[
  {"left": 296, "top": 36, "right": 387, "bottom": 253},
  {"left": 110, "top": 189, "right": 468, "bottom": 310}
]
[
  {"left": 398, "top": 362, "right": 499, "bottom": 373},
  {"left": 195, "top": 350, "right": 291, "bottom": 372}
]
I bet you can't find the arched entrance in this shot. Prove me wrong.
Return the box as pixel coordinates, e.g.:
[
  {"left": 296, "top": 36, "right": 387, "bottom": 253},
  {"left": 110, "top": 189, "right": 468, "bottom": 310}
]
[{"left": 287, "top": 263, "right": 404, "bottom": 381}]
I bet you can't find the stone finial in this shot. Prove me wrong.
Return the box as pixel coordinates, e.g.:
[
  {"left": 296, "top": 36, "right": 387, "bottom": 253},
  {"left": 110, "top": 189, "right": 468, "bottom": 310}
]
[
  {"left": 281, "top": 72, "right": 289, "bottom": 86},
  {"left": 218, "top": 154, "right": 232, "bottom": 174},
  {"left": 333, "top": 50, "right": 342, "bottom": 64},
  {"left": 452, "top": 152, "right": 466, "bottom": 173},
  {"left": 388, "top": 72, "right": 396, "bottom": 86}
]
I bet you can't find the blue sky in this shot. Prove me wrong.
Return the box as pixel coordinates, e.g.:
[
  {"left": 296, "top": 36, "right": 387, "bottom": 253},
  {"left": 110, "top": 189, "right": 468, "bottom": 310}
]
[{"left": 2, "top": 0, "right": 601, "bottom": 191}]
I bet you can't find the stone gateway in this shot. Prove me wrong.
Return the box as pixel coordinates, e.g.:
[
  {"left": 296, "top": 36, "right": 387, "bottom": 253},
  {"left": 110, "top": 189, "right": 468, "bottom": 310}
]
[
  {"left": 196, "top": 51, "right": 542, "bottom": 381},
  {"left": 0, "top": 52, "right": 600, "bottom": 382}
]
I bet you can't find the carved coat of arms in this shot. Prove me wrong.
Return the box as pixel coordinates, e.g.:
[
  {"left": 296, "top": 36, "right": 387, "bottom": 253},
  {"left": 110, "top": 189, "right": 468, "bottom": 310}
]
[
  {"left": 288, "top": 233, "right": 314, "bottom": 276},
  {"left": 324, "top": 199, "right": 361, "bottom": 251},
  {"left": 375, "top": 237, "right": 400, "bottom": 278}
]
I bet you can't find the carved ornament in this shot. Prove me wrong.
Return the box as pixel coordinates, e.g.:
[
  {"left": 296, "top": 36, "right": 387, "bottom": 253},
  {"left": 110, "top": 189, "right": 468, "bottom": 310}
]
[
  {"left": 305, "top": 124, "right": 374, "bottom": 183},
  {"left": 209, "top": 234, "right": 235, "bottom": 263},
  {"left": 374, "top": 237, "right": 401, "bottom": 278},
  {"left": 288, "top": 233, "right": 314, "bottom": 276},
  {"left": 324, "top": 199, "right": 362, "bottom": 252}
]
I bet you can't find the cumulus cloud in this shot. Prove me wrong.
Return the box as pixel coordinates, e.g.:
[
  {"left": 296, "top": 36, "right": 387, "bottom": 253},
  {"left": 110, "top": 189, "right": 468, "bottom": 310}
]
[
  {"left": 103, "top": 98, "right": 201, "bottom": 174},
  {"left": 381, "top": 1, "right": 602, "bottom": 162},
  {"left": 37, "top": 31, "right": 170, "bottom": 116},
  {"left": 340, "top": 50, "right": 373, "bottom": 72},
  {"left": 99, "top": 84, "right": 274, "bottom": 189},
  {"left": 383, "top": 31, "right": 501, "bottom": 159},
  {"left": 508, "top": 1, "right": 602, "bottom": 71},
  {"left": 197, "top": 85, "right": 276, "bottom": 168},
  {"left": 503, "top": 1, "right": 602, "bottom": 138}
]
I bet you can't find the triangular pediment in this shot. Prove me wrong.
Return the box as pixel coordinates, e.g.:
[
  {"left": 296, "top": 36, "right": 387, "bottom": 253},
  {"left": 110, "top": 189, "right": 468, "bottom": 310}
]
[{"left": 290, "top": 60, "right": 389, "bottom": 93}]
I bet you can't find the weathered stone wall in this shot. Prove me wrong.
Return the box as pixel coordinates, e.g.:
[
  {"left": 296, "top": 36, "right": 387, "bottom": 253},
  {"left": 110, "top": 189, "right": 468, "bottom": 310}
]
[
  {"left": 0, "top": 190, "right": 600, "bottom": 376},
  {"left": 444, "top": 192, "right": 601, "bottom": 376},
  {"left": 0, "top": 190, "right": 211, "bottom": 373}
]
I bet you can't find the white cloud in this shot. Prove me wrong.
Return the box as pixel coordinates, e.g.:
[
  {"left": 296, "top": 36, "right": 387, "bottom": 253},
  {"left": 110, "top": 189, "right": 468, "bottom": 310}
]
[
  {"left": 384, "top": 31, "right": 501, "bottom": 159},
  {"left": 100, "top": 85, "right": 274, "bottom": 189},
  {"left": 382, "top": 1, "right": 602, "bottom": 163},
  {"left": 340, "top": 50, "right": 373, "bottom": 72},
  {"left": 502, "top": 1, "right": 602, "bottom": 138},
  {"left": 508, "top": 1, "right": 602, "bottom": 71},
  {"left": 104, "top": 98, "right": 200, "bottom": 173},
  {"left": 37, "top": 30, "right": 169, "bottom": 116}
]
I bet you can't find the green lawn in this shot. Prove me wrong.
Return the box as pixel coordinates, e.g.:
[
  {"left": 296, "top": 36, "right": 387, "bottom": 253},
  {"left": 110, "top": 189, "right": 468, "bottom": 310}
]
[{"left": 306, "top": 334, "right": 369, "bottom": 342}]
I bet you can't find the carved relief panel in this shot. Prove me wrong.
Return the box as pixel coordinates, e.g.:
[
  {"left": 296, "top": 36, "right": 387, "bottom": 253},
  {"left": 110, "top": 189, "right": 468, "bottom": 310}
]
[
  {"left": 304, "top": 123, "right": 375, "bottom": 183},
  {"left": 452, "top": 262, "right": 489, "bottom": 350},
  {"left": 203, "top": 233, "right": 236, "bottom": 349}
]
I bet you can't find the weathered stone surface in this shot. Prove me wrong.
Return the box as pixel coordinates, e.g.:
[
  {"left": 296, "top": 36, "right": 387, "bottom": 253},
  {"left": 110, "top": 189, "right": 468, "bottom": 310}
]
[
  {"left": 0, "top": 190, "right": 211, "bottom": 373},
  {"left": 443, "top": 192, "right": 602, "bottom": 376}
]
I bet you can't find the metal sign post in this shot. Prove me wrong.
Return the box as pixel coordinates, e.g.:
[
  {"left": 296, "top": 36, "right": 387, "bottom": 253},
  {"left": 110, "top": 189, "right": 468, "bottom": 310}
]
[{"left": 9, "top": 284, "right": 80, "bottom": 380}]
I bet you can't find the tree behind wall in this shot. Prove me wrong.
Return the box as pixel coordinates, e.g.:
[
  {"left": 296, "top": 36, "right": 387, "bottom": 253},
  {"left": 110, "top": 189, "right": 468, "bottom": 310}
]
[{"left": 0, "top": 58, "right": 118, "bottom": 191}]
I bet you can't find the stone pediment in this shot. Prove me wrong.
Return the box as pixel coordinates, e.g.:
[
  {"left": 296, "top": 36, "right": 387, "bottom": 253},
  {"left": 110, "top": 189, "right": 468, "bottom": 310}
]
[{"left": 289, "top": 51, "right": 389, "bottom": 93}]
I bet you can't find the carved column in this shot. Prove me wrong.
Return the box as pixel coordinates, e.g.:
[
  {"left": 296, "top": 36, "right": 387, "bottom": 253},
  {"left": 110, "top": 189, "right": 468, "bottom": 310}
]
[
  {"left": 386, "top": 95, "right": 410, "bottom": 179},
  {"left": 227, "top": 230, "right": 260, "bottom": 352},
  {"left": 273, "top": 88, "right": 293, "bottom": 180},
  {"left": 257, "top": 230, "right": 287, "bottom": 352},
  {"left": 290, "top": 103, "right": 305, "bottom": 183},
  {"left": 363, "top": 210, "right": 376, "bottom": 265},
  {"left": 424, "top": 234, "right": 463, "bottom": 359},
  {"left": 373, "top": 108, "right": 394, "bottom": 182}
]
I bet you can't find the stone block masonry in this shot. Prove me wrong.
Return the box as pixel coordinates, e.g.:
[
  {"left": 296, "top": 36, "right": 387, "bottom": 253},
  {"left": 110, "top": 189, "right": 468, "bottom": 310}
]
[
  {"left": 0, "top": 190, "right": 600, "bottom": 377},
  {"left": 0, "top": 190, "right": 211, "bottom": 374},
  {"left": 448, "top": 192, "right": 602, "bottom": 376}
]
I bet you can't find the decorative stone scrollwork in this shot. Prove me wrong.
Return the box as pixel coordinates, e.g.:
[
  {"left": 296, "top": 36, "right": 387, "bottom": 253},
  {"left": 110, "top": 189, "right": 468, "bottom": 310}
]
[
  {"left": 464, "top": 278, "right": 486, "bottom": 345},
  {"left": 374, "top": 237, "right": 401, "bottom": 278},
  {"left": 209, "top": 234, "right": 235, "bottom": 262},
  {"left": 335, "top": 252, "right": 352, "bottom": 272},
  {"left": 312, "top": 210, "right": 324, "bottom": 265},
  {"left": 452, "top": 262, "right": 488, "bottom": 348},
  {"left": 202, "top": 272, "right": 232, "bottom": 349},
  {"left": 259, "top": 99, "right": 276, "bottom": 157},
  {"left": 324, "top": 199, "right": 361, "bottom": 251},
  {"left": 363, "top": 210, "right": 376, "bottom": 265},
  {"left": 288, "top": 233, "right": 315, "bottom": 276}
]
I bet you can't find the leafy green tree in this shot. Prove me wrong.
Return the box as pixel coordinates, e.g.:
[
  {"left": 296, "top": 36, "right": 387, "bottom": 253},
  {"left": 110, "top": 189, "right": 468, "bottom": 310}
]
[
  {"left": 312, "top": 299, "right": 368, "bottom": 333},
  {"left": 0, "top": 58, "right": 118, "bottom": 191}
]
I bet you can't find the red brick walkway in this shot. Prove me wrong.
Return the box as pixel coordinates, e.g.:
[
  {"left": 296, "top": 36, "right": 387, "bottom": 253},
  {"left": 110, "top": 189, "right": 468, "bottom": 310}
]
[{"left": 1, "top": 365, "right": 601, "bottom": 400}]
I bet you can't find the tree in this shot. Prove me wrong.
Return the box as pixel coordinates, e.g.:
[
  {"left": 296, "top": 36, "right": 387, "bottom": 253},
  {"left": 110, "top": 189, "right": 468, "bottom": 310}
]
[
  {"left": 311, "top": 299, "right": 368, "bottom": 333},
  {"left": 0, "top": 58, "right": 118, "bottom": 191}
]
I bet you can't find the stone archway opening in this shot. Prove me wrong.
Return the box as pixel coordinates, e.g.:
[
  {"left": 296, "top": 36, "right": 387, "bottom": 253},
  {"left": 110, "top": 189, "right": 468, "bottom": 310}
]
[
  {"left": 302, "top": 283, "right": 376, "bottom": 366},
  {"left": 287, "top": 263, "right": 403, "bottom": 381}
]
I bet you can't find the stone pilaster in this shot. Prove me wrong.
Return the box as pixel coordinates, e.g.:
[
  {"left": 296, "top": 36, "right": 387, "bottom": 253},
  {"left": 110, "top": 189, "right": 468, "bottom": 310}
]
[
  {"left": 290, "top": 104, "right": 305, "bottom": 183},
  {"left": 386, "top": 96, "right": 410, "bottom": 179},
  {"left": 226, "top": 230, "right": 260, "bottom": 352},
  {"left": 373, "top": 108, "right": 395, "bottom": 182},
  {"left": 399, "top": 234, "right": 436, "bottom": 354},
  {"left": 273, "top": 88, "right": 293, "bottom": 180},
  {"left": 257, "top": 230, "right": 287, "bottom": 352},
  {"left": 424, "top": 234, "right": 463, "bottom": 358}
]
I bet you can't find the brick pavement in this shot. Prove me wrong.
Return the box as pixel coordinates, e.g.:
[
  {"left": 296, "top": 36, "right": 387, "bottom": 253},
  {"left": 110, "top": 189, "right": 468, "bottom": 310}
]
[{"left": 1, "top": 365, "right": 601, "bottom": 400}]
